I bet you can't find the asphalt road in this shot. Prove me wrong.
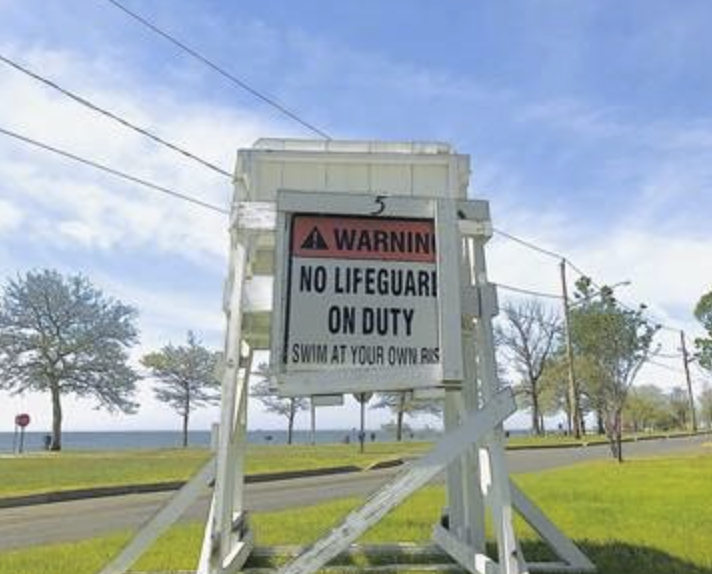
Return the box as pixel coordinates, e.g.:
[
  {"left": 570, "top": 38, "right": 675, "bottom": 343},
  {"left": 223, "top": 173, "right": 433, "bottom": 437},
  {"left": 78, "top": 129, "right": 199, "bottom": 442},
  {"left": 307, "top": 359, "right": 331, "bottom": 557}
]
[{"left": 0, "top": 435, "right": 707, "bottom": 552}]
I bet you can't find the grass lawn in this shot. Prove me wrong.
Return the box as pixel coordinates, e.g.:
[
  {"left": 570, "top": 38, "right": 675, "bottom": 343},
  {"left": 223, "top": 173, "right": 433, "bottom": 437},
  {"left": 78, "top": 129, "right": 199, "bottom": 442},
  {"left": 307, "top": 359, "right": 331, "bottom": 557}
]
[
  {"left": 1, "top": 431, "right": 708, "bottom": 499},
  {"left": 0, "top": 442, "right": 431, "bottom": 498},
  {"left": 1, "top": 450, "right": 710, "bottom": 573}
]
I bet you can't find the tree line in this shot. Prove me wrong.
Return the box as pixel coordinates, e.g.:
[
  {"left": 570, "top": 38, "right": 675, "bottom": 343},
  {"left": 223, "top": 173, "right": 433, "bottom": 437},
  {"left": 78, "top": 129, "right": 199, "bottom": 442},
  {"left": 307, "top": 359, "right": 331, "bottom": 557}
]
[
  {"left": 496, "top": 276, "right": 712, "bottom": 461},
  {"left": 1, "top": 269, "right": 711, "bottom": 457},
  {"left": 0, "top": 270, "right": 220, "bottom": 450}
]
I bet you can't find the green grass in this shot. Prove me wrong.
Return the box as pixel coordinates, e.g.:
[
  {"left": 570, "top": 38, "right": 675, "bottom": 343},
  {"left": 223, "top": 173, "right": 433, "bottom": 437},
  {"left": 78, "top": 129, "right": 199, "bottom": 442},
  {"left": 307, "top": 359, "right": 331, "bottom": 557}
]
[
  {"left": 1, "top": 450, "right": 711, "bottom": 573},
  {"left": 0, "top": 448, "right": 210, "bottom": 498},
  {"left": 2, "top": 431, "right": 708, "bottom": 499},
  {"left": 506, "top": 429, "right": 711, "bottom": 449},
  {"left": 0, "top": 442, "right": 431, "bottom": 498}
]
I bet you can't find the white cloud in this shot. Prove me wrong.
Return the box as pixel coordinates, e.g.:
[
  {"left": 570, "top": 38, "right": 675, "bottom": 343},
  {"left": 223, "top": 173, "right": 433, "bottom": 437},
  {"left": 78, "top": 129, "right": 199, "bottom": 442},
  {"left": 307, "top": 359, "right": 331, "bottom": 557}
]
[
  {"left": 0, "top": 43, "right": 292, "bottom": 265},
  {"left": 0, "top": 198, "right": 22, "bottom": 234}
]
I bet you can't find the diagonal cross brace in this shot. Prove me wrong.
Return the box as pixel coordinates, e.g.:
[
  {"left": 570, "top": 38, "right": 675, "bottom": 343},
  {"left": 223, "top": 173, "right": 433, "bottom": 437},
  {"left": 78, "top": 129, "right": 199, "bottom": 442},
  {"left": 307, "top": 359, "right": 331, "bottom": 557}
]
[
  {"left": 98, "top": 457, "right": 216, "bottom": 574},
  {"left": 509, "top": 482, "right": 595, "bottom": 572},
  {"left": 278, "top": 388, "right": 517, "bottom": 574}
]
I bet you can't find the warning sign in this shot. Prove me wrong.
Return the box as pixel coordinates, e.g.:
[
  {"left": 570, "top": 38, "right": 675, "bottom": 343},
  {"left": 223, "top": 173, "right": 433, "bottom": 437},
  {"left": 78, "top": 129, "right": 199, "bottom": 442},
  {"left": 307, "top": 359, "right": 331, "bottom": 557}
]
[
  {"left": 291, "top": 216, "right": 436, "bottom": 262},
  {"left": 284, "top": 214, "right": 440, "bottom": 375}
]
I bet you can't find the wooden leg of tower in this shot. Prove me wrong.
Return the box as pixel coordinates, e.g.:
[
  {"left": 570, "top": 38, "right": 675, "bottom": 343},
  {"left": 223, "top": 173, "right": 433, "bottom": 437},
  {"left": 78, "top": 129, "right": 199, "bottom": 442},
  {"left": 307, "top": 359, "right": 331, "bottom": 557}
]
[
  {"left": 444, "top": 390, "right": 465, "bottom": 540},
  {"left": 201, "top": 231, "right": 254, "bottom": 574},
  {"left": 469, "top": 234, "right": 527, "bottom": 574}
]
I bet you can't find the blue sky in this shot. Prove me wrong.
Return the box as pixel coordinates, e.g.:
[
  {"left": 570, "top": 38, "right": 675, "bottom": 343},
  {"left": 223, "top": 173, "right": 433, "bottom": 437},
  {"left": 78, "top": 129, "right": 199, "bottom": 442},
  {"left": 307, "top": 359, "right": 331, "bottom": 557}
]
[{"left": 0, "top": 0, "right": 710, "bottom": 433}]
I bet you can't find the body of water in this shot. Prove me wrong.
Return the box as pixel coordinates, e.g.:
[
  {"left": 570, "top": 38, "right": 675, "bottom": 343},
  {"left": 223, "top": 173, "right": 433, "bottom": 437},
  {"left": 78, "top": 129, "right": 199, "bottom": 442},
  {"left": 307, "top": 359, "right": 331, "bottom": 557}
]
[{"left": 0, "top": 428, "right": 443, "bottom": 452}]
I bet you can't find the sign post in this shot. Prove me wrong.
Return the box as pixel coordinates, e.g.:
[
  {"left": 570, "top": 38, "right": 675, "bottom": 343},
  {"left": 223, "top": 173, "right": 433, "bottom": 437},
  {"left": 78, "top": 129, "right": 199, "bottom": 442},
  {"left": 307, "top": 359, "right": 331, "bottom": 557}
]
[{"left": 14, "top": 413, "right": 30, "bottom": 454}]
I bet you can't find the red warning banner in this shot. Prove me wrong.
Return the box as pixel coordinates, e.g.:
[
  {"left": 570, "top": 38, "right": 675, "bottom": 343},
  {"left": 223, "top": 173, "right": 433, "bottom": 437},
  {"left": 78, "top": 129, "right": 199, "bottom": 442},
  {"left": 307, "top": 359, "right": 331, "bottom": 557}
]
[{"left": 291, "top": 215, "right": 436, "bottom": 262}]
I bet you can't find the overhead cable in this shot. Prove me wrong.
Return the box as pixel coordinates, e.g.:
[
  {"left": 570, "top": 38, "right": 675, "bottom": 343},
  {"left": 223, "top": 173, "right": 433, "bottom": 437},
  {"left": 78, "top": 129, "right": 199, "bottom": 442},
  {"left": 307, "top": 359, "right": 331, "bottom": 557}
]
[
  {"left": 0, "top": 52, "right": 232, "bottom": 178},
  {"left": 0, "top": 126, "right": 229, "bottom": 215},
  {"left": 104, "top": 0, "right": 331, "bottom": 140},
  {"left": 495, "top": 282, "right": 562, "bottom": 301},
  {"left": 493, "top": 225, "right": 684, "bottom": 333}
]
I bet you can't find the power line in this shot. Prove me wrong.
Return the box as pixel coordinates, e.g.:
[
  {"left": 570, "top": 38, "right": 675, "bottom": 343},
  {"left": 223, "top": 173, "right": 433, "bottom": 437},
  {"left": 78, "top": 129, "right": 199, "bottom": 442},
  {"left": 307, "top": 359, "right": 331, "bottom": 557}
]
[
  {"left": 646, "top": 358, "right": 685, "bottom": 376},
  {"left": 492, "top": 227, "right": 563, "bottom": 260},
  {"left": 0, "top": 126, "right": 229, "bottom": 215},
  {"left": 493, "top": 225, "right": 685, "bottom": 333},
  {"left": 495, "top": 282, "right": 562, "bottom": 301},
  {"left": 656, "top": 351, "right": 684, "bottom": 359},
  {"left": 0, "top": 52, "right": 232, "bottom": 179},
  {"left": 104, "top": 0, "right": 331, "bottom": 140}
]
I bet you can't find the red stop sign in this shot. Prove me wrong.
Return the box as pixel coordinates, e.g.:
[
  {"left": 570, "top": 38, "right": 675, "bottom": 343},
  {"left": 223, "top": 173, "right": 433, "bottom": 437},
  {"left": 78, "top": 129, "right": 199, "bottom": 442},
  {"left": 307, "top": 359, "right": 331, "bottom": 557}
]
[{"left": 15, "top": 413, "right": 30, "bottom": 428}]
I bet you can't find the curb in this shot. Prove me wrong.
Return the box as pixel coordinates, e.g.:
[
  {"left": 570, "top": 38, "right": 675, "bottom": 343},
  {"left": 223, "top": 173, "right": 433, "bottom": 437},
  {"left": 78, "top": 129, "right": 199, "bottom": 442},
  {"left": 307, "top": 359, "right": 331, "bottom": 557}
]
[
  {"left": 2, "top": 431, "right": 708, "bottom": 510},
  {"left": 0, "top": 461, "right": 400, "bottom": 510}
]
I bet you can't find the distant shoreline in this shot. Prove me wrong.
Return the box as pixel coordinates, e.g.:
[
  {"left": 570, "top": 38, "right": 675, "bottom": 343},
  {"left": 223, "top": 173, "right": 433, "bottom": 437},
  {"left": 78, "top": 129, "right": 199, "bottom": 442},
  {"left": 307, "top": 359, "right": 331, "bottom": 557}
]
[{"left": 0, "top": 428, "right": 469, "bottom": 452}]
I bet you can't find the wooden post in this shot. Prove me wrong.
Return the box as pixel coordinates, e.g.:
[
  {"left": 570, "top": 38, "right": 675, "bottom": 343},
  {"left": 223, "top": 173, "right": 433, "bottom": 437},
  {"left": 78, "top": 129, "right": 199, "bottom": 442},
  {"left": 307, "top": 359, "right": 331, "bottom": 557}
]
[{"left": 560, "top": 259, "right": 582, "bottom": 438}]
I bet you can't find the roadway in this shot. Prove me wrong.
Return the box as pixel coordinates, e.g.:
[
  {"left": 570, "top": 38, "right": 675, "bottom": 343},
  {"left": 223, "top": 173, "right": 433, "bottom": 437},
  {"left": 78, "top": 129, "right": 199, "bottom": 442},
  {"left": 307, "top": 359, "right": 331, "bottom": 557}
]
[{"left": 0, "top": 435, "right": 707, "bottom": 552}]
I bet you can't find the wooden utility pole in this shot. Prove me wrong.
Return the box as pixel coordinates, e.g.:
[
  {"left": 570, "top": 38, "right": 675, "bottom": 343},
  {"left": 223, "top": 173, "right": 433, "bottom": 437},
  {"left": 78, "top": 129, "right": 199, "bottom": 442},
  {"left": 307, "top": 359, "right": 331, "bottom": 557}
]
[
  {"left": 680, "top": 330, "right": 698, "bottom": 432},
  {"left": 560, "top": 259, "right": 582, "bottom": 438}
]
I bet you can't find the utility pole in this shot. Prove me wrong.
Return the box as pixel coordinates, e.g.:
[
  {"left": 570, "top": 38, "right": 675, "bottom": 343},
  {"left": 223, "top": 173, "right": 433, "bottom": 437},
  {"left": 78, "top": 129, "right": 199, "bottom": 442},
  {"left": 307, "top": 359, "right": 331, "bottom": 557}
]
[
  {"left": 680, "top": 330, "right": 698, "bottom": 432},
  {"left": 560, "top": 259, "right": 581, "bottom": 438}
]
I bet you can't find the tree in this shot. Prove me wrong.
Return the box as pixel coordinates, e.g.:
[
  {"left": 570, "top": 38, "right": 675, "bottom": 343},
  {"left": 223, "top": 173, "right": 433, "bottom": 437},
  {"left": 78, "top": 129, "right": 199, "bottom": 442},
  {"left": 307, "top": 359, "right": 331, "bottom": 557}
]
[
  {"left": 698, "top": 383, "right": 712, "bottom": 429},
  {"left": 371, "top": 391, "right": 442, "bottom": 441},
  {"left": 536, "top": 351, "right": 606, "bottom": 434},
  {"left": 694, "top": 289, "right": 712, "bottom": 371},
  {"left": 623, "top": 385, "right": 671, "bottom": 432},
  {"left": 0, "top": 270, "right": 139, "bottom": 451},
  {"left": 251, "top": 363, "right": 308, "bottom": 444},
  {"left": 569, "top": 277, "right": 658, "bottom": 462},
  {"left": 668, "top": 386, "right": 691, "bottom": 430},
  {"left": 141, "top": 332, "right": 220, "bottom": 447},
  {"left": 496, "top": 301, "right": 561, "bottom": 435}
]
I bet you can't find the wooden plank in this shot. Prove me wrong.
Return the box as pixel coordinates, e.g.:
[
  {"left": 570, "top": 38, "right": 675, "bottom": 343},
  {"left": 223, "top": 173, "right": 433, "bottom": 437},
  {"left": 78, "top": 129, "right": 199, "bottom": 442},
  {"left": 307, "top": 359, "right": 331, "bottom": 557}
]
[
  {"left": 510, "top": 481, "right": 595, "bottom": 572},
  {"left": 436, "top": 199, "right": 464, "bottom": 382},
  {"left": 277, "top": 388, "right": 516, "bottom": 574},
  {"left": 432, "top": 524, "right": 497, "bottom": 574},
  {"left": 277, "top": 365, "right": 443, "bottom": 397},
  {"left": 277, "top": 190, "right": 434, "bottom": 218}
]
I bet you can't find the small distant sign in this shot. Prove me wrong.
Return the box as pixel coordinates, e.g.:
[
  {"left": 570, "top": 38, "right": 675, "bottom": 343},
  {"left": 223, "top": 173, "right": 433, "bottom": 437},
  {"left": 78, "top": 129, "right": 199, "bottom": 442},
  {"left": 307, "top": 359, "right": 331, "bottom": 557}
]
[
  {"left": 15, "top": 413, "right": 30, "bottom": 428},
  {"left": 283, "top": 214, "right": 440, "bottom": 377}
]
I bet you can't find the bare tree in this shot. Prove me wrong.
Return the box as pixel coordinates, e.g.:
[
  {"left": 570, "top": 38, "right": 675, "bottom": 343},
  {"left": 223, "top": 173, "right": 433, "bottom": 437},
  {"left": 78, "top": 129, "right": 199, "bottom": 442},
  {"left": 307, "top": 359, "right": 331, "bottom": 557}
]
[
  {"left": 0, "top": 270, "right": 139, "bottom": 450},
  {"left": 141, "top": 331, "right": 220, "bottom": 447},
  {"left": 496, "top": 300, "right": 561, "bottom": 435},
  {"left": 251, "top": 363, "right": 308, "bottom": 444}
]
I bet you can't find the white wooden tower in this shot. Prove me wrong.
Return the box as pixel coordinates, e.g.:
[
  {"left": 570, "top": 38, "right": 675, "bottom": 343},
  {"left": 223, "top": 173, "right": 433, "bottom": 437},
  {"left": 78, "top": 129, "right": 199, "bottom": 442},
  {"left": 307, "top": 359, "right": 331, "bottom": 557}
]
[{"left": 99, "top": 139, "right": 594, "bottom": 574}]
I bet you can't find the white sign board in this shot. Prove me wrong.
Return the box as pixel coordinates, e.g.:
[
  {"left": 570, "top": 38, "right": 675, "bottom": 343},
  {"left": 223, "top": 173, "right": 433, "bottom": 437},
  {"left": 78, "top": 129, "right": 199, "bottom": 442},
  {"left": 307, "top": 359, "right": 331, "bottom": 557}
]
[{"left": 277, "top": 212, "right": 443, "bottom": 392}]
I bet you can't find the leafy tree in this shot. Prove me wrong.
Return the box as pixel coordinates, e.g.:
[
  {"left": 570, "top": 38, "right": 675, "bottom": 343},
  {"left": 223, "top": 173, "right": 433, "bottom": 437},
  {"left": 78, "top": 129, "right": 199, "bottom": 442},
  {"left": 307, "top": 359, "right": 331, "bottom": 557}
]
[
  {"left": 497, "top": 301, "right": 561, "bottom": 435},
  {"left": 569, "top": 277, "right": 658, "bottom": 462},
  {"left": 694, "top": 289, "right": 712, "bottom": 371},
  {"left": 536, "top": 354, "right": 570, "bottom": 431},
  {"left": 0, "top": 270, "right": 139, "bottom": 450},
  {"left": 141, "top": 331, "right": 220, "bottom": 447},
  {"left": 251, "top": 363, "right": 308, "bottom": 444},
  {"left": 536, "top": 351, "right": 605, "bottom": 435},
  {"left": 371, "top": 391, "right": 442, "bottom": 441},
  {"left": 623, "top": 384, "right": 671, "bottom": 432},
  {"left": 667, "top": 386, "right": 691, "bottom": 430},
  {"left": 698, "top": 383, "right": 712, "bottom": 429}
]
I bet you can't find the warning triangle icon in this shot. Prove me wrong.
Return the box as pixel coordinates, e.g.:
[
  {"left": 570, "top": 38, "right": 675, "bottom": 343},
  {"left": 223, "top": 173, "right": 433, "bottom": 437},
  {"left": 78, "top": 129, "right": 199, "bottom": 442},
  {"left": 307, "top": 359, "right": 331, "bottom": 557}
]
[{"left": 301, "top": 226, "right": 328, "bottom": 250}]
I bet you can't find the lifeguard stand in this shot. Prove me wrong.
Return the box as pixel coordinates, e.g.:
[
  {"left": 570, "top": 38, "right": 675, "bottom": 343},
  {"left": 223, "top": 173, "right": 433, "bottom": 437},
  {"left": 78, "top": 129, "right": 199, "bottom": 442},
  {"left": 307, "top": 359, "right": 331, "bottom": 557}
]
[{"left": 99, "top": 139, "right": 594, "bottom": 574}]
